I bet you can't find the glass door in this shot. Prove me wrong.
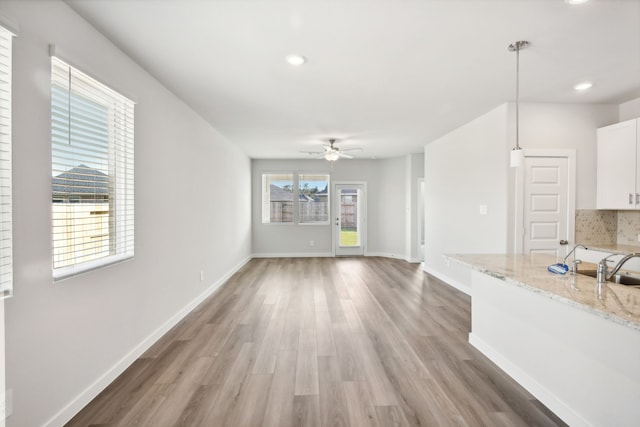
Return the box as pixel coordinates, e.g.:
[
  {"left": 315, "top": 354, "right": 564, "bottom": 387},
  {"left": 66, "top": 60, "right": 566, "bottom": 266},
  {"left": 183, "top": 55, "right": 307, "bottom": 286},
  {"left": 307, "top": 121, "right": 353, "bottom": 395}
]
[{"left": 334, "top": 183, "right": 366, "bottom": 256}]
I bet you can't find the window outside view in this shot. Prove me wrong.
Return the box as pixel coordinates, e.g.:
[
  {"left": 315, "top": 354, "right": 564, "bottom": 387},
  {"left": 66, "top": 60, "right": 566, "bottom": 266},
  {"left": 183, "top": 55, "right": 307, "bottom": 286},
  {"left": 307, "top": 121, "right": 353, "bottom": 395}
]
[
  {"left": 51, "top": 83, "right": 111, "bottom": 269},
  {"left": 262, "top": 173, "right": 294, "bottom": 223},
  {"left": 298, "top": 173, "right": 329, "bottom": 223},
  {"left": 262, "top": 173, "right": 329, "bottom": 224},
  {"left": 339, "top": 189, "right": 360, "bottom": 247}
]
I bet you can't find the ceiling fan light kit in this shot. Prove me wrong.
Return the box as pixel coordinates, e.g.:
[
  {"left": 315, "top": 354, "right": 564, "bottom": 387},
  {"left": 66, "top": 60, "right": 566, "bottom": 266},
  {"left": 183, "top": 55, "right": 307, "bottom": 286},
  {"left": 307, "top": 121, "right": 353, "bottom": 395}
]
[
  {"left": 285, "top": 54, "right": 307, "bottom": 66},
  {"left": 301, "top": 138, "right": 361, "bottom": 161},
  {"left": 325, "top": 150, "right": 340, "bottom": 161}
]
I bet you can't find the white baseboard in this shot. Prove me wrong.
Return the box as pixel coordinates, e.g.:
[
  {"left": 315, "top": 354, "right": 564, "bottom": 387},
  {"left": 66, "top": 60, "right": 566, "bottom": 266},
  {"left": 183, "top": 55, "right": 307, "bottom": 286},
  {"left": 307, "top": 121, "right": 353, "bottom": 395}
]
[
  {"left": 468, "top": 333, "right": 587, "bottom": 427},
  {"left": 367, "top": 253, "right": 422, "bottom": 264},
  {"left": 252, "top": 252, "right": 423, "bottom": 264},
  {"left": 45, "top": 255, "right": 252, "bottom": 427},
  {"left": 422, "top": 264, "right": 471, "bottom": 295},
  {"left": 365, "top": 252, "right": 405, "bottom": 260},
  {"left": 252, "top": 252, "right": 334, "bottom": 258}
]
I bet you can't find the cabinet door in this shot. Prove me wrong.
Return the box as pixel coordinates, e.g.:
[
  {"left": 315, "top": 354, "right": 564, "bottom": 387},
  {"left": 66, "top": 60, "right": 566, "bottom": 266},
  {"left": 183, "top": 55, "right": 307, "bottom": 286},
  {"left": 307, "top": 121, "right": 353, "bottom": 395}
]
[{"left": 596, "top": 119, "right": 637, "bottom": 210}]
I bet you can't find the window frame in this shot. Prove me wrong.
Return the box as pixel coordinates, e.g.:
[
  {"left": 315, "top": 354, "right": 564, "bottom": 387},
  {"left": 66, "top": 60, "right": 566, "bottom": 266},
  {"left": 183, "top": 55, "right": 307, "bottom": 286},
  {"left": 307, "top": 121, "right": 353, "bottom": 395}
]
[
  {"left": 51, "top": 56, "right": 135, "bottom": 281},
  {"left": 261, "top": 172, "right": 295, "bottom": 225},
  {"left": 261, "top": 171, "right": 330, "bottom": 226},
  {"left": 297, "top": 173, "right": 330, "bottom": 225},
  {"left": 0, "top": 24, "right": 15, "bottom": 298}
]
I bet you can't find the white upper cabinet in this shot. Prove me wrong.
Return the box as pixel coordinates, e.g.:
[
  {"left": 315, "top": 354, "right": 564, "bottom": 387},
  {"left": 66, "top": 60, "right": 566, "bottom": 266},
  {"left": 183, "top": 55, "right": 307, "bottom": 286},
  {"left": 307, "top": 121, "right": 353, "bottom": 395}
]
[{"left": 596, "top": 118, "right": 640, "bottom": 210}]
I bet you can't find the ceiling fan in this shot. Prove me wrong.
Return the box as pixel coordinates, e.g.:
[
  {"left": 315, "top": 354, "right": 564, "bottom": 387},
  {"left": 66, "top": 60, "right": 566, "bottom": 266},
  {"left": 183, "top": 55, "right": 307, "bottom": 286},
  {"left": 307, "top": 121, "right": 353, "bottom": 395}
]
[{"left": 302, "top": 139, "right": 362, "bottom": 161}]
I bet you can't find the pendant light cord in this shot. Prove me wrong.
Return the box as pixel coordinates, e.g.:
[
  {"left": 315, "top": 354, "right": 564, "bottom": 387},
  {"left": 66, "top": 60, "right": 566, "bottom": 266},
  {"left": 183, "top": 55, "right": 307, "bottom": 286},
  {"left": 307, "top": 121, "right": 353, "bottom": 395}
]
[
  {"left": 508, "top": 40, "right": 528, "bottom": 152},
  {"left": 515, "top": 45, "right": 520, "bottom": 150}
]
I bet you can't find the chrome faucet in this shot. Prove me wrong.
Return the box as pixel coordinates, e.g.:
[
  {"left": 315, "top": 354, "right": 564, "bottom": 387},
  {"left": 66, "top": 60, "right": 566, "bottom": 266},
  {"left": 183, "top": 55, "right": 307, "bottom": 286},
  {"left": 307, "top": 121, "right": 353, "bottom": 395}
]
[
  {"left": 563, "top": 244, "right": 587, "bottom": 274},
  {"left": 597, "top": 253, "right": 640, "bottom": 284},
  {"left": 571, "top": 259, "right": 582, "bottom": 275}
]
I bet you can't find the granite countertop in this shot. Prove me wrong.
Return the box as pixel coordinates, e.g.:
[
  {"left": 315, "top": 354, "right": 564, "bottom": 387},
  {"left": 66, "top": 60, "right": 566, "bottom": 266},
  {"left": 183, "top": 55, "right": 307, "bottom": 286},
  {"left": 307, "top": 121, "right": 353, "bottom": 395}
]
[{"left": 447, "top": 253, "right": 640, "bottom": 332}]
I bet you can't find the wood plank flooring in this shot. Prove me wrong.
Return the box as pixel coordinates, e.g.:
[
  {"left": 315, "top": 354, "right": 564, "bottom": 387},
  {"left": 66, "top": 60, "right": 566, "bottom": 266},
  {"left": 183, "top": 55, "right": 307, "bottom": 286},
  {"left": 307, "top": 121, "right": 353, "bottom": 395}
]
[{"left": 66, "top": 257, "right": 566, "bottom": 427}]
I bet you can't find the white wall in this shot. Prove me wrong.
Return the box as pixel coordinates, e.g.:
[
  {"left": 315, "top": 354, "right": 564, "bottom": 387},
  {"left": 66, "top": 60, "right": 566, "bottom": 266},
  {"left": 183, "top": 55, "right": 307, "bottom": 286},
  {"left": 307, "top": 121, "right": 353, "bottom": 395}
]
[
  {"left": 0, "top": 301, "right": 4, "bottom": 427},
  {"left": 252, "top": 157, "right": 414, "bottom": 259},
  {"left": 251, "top": 159, "right": 334, "bottom": 256},
  {"left": 619, "top": 96, "right": 640, "bottom": 121},
  {"left": 517, "top": 103, "right": 619, "bottom": 209},
  {"left": 405, "top": 153, "right": 424, "bottom": 262},
  {"left": 372, "top": 156, "right": 406, "bottom": 258},
  {"left": 424, "top": 102, "right": 619, "bottom": 292},
  {"left": 1, "top": 2, "right": 252, "bottom": 426},
  {"left": 424, "top": 104, "right": 510, "bottom": 292}
]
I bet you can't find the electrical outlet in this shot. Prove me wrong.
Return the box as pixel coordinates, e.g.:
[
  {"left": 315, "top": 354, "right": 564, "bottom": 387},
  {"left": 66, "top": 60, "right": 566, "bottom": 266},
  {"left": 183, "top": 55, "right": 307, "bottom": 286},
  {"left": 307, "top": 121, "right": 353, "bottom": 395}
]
[
  {"left": 309, "top": 240, "right": 315, "bottom": 247},
  {"left": 200, "top": 271, "right": 204, "bottom": 281}
]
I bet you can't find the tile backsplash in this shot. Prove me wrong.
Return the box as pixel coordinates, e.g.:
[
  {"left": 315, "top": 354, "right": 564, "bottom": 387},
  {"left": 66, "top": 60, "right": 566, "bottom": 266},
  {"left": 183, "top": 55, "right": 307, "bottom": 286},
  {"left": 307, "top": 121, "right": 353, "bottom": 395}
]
[
  {"left": 574, "top": 209, "right": 640, "bottom": 247},
  {"left": 617, "top": 211, "right": 640, "bottom": 245},
  {"left": 575, "top": 210, "right": 617, "bottom": 245}
]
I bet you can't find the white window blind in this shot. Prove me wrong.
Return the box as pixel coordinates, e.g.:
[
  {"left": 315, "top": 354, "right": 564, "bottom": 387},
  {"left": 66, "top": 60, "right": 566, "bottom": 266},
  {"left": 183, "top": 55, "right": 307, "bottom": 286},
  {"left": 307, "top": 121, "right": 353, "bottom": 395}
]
[
  {"left": 51, "top": 57, "right": 135, "bottom": 280},
  {"left": 0, "top": 25, "right": 13, "bottom": 297}
]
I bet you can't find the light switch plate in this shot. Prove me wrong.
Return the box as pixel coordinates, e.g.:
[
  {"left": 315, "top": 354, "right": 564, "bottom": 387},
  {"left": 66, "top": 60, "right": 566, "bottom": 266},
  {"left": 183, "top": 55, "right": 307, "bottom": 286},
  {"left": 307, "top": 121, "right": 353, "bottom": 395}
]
[{"left": 479, "top": 204, "right": 488, "bottom": 216}]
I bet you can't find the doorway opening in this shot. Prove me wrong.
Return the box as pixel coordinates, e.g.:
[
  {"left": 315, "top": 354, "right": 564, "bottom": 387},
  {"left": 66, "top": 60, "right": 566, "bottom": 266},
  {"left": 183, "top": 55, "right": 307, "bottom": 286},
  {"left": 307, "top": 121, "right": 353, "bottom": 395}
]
[{"left": 334, "top": 183, "right": 367, "bottom": 256}]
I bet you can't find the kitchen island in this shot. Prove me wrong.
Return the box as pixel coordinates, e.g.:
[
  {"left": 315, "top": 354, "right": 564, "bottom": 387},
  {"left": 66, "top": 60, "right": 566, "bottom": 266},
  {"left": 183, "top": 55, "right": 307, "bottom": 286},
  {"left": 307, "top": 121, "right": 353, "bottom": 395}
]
[{"left": 448, "top": 254, "right": 640, "bottom": 427}]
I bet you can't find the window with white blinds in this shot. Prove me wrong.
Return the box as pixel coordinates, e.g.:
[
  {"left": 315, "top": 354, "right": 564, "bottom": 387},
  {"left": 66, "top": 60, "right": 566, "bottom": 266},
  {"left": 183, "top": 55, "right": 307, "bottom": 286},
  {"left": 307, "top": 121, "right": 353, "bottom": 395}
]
[
  {"left": 51, "top": 57, "right": 135, "bottom": 280},
  {"left": 0, "top": 25, "right": 14, "bottom": 297}
]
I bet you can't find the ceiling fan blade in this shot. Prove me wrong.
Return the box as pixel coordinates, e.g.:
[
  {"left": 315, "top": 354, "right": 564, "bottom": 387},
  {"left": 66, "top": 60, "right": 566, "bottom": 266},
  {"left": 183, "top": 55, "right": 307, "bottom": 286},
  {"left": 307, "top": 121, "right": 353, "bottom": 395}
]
[
  {"left": 338, "top": 147, "right": 362, "bottom": 153},
  {"left": 338, "top": 152, "right": 354, "bottom": 159},
  {"left": 300, "top": 151, "right": 324, "bottom": 155}
]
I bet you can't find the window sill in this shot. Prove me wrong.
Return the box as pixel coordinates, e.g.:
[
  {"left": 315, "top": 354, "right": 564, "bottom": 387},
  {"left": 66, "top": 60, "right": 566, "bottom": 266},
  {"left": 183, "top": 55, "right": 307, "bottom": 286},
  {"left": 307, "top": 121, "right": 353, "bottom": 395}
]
[{"left": 53, "top": 253, "right": 134, "bottom": 282}]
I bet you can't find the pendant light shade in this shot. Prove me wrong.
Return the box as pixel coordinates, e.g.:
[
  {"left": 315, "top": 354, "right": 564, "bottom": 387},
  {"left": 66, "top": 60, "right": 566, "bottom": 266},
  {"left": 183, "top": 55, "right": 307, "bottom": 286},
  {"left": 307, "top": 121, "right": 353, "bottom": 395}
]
[
  {"left": 508, "top": 40, "right": 529, "bottom": 168},
  {"left": 510, "top": 148, "right": 524, "bottom": 167}
]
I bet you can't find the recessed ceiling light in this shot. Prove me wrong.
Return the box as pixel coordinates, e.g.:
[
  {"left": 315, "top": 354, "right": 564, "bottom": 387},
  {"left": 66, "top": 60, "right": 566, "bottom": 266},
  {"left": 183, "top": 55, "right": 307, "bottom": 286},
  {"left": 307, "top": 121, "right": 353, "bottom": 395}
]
[
  {"left": 565, "top": 0, "right": 589, "bottom": 5},
  {"left": 574, "top": 81, "right": 593, "bottom": 91},
  {"left": 285, "top": 54, "right": 307, "bottom": 66}
]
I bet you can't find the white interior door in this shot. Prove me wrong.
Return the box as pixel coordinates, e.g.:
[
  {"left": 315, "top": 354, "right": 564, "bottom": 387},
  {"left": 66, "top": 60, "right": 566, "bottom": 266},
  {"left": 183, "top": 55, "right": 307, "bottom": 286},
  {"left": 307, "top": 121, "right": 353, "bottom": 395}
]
[
  {"left": 334, "top": 183, "right": 366, "bottom": 256},
  {"left": 522, "top": 156, "right": 573, "bottom": 257}
]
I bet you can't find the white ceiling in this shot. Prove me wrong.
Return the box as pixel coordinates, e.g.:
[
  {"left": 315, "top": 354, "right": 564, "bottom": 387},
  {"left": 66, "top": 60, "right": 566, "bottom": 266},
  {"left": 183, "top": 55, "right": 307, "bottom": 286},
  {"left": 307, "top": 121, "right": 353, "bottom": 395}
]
[{"left": 66, "top": 0, "right": 640, "bottom": 160}]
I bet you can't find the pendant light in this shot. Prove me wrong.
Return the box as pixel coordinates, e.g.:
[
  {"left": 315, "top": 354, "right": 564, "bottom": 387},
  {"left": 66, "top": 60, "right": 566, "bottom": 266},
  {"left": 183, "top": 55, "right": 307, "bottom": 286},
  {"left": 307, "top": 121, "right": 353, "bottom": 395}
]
[{"left": 508, "top": 40, "right": 529, "bottom": 168}]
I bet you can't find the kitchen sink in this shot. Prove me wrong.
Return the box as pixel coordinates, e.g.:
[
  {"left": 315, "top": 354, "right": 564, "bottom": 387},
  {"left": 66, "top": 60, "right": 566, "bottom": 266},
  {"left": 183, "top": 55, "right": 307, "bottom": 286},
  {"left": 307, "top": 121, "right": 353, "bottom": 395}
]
[{"left": 577, "top": 269, "right": 640, "bottom": 286}]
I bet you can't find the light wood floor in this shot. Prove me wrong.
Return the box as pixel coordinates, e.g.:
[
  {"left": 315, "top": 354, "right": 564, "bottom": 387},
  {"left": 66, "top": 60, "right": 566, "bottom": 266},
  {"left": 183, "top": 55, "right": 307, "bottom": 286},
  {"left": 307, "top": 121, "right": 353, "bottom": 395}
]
[{"left": 66, "top": 257, "right": 566, "bottom": 427}]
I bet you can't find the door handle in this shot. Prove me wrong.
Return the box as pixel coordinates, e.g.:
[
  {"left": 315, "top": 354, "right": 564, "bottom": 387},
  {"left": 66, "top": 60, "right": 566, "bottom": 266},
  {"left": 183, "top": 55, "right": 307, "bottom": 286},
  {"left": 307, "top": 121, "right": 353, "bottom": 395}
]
[
  {"left": 559, "top": 240, "right": 568, "bottom": 246},
  {"left": 630, "top": 193, "right": 634, "bottom": 205}
]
